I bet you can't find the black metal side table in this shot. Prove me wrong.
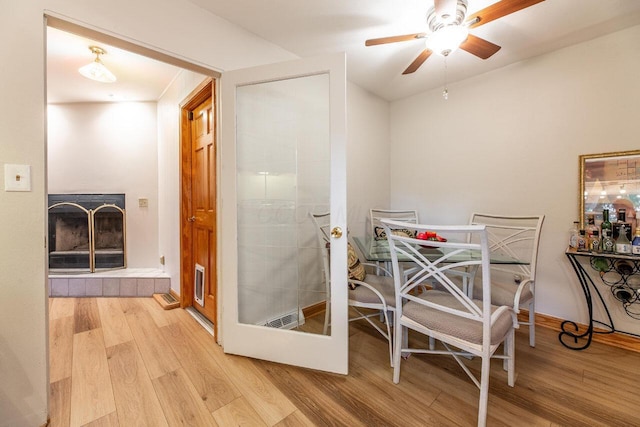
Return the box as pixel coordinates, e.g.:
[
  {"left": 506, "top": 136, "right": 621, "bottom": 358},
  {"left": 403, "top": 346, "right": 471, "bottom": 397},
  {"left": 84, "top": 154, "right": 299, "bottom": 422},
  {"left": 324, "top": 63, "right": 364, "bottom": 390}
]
[{"left": 561, "top": 249, "right": 640, "bottom": 350}]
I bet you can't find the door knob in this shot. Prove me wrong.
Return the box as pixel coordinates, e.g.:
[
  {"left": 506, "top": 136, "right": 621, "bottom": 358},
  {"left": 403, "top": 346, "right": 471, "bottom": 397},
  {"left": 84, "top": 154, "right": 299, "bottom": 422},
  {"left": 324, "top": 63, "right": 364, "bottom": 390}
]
[
  {"left": 188, "top": 216, "right": 196, "bottom": 222},
  {"left": 330, "top": 227, "right": 343, "bottom": 239}
]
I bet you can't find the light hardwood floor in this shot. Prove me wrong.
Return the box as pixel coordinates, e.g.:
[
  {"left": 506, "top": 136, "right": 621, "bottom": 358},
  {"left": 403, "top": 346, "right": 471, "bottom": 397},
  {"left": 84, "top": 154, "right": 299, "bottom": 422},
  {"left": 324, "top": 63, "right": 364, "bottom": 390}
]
[{"left": 49, "top": 297, "right": 640, "bottom": 426}]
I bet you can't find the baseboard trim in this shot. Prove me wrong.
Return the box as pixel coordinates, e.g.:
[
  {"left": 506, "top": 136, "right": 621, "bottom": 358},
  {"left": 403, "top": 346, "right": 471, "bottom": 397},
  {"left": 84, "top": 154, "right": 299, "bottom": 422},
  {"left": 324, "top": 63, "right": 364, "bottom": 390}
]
[
  {"left": 302, "top": 301, "right": 327, "bottom": 320},
  {"left": 520, "top": 310, "right": 640, "bottom": 353}
]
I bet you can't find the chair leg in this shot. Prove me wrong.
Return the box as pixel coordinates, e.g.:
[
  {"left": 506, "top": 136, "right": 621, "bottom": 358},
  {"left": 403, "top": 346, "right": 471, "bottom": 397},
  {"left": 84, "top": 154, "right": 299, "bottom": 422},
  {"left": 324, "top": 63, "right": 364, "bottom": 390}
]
[
  {"left": 478, "top": 356, "right": 491, "bottom": 427},
  {"left": 506, "top": 329, "right": 515, "bottom": 387},
  {"left": 528, "top": 300, "right": 536, "bottom": 347},
  {"left": 382, "top": 310, "right": 394, "bottom": 368},
  {"left": 392, "top": 321, "right": 403, "bottom": 384}
]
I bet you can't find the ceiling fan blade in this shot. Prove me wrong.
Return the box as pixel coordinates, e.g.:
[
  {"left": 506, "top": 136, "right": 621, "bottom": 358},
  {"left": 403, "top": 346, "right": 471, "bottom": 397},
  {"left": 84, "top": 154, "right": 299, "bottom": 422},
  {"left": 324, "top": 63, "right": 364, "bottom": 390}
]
[
  {"left": 402, "top": 49, "right": 433, "bottom": 75},
  {"left": 365, "top": 33, "right": 427, "bottom": 46},
  {"left": 459, "top": 34, "right": 501, "bottom": 59},
  {"left": 466, "top": 0, "right": 545, "bottom": 29}
]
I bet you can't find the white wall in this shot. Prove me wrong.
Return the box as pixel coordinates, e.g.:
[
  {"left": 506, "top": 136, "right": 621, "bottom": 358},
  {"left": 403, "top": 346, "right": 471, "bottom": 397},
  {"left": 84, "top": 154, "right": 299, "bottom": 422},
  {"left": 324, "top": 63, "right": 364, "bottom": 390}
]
[
  {"left": 390, "top": 25, "right": 640, "bottom": 332},
  {"left": 48, "top": 102, "right": 159, "bottom": 267},
  {"left": 346, "top": 82, "right": 392, "bottom": 238},
  {"left": 0, "top": 0, "right": 297, "bottom": 425},
  {"left": 157, "top": 70, "right": 208, "bottom": 294}
]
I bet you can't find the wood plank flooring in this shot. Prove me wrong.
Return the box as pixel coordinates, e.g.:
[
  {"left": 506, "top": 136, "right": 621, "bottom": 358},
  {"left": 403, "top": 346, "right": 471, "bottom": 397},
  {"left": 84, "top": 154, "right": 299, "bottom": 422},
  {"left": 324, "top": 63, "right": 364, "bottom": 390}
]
[{"left": 49, "top": 297, "right": 640, "bottom": 426}]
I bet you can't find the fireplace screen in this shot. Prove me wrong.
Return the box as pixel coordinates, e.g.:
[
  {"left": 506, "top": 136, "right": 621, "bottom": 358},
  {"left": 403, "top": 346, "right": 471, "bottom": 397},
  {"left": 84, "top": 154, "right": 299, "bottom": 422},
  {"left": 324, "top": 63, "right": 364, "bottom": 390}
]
[{"left": 48, "top": 194, "right": 126, "bottom": 272}]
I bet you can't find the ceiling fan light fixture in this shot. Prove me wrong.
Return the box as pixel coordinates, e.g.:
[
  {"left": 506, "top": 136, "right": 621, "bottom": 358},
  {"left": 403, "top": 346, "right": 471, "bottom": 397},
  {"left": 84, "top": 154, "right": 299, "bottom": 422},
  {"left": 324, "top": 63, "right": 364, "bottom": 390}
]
[
  {"left": 78, "top": 46, "right": 116, "bottom": 83},
  {"left": 427, "top": 25, "right": 469, "bottom": 56}
]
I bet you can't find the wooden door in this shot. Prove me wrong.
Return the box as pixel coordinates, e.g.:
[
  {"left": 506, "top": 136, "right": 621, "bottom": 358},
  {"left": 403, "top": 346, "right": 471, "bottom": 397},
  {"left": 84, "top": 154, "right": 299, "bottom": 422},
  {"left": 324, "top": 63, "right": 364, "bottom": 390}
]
[{"left": 181, "top": 80, "right": 217, "bottom": 328}]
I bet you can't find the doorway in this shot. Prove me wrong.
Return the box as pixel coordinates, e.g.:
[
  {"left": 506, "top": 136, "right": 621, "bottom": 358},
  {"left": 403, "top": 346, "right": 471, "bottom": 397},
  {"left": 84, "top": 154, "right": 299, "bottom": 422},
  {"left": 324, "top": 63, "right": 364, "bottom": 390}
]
[
  {"left": 46, "top": 16, "right": 220, "bottom": 323},
  {"left": 180, "top": 79, "right": 218, "bottom": 334}
]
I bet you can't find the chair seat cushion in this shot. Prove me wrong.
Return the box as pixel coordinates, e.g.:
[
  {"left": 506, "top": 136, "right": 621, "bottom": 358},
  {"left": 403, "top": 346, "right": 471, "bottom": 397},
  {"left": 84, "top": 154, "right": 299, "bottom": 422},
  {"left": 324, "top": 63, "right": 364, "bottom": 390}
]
[
  {"left": 349, "top": 274, "right": 396, "bottom": 308},
  {"left": 402, "top": 290, "right": 513, "bottom": 345}
]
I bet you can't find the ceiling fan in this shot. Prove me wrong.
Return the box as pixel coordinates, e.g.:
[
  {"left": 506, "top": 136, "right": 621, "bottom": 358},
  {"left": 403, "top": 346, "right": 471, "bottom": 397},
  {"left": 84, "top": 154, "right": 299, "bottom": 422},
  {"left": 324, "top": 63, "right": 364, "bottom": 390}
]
[{"left": 365, "top": 0, "right": 545, "bottom": 75}]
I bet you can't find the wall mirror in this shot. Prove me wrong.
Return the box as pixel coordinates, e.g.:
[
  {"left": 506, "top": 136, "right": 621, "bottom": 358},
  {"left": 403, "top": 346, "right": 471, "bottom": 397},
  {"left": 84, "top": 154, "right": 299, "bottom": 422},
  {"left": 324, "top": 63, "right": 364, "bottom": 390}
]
[{"left": 580, "top": 150, "right": 640, "bottom": 231}]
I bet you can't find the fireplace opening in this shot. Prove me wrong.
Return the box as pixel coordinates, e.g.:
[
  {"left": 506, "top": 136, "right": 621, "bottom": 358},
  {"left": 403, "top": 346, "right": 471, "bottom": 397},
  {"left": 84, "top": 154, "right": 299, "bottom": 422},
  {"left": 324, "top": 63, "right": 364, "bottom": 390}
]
[{"left": 48, "top": 194, "right": 126, "bottom": 272}]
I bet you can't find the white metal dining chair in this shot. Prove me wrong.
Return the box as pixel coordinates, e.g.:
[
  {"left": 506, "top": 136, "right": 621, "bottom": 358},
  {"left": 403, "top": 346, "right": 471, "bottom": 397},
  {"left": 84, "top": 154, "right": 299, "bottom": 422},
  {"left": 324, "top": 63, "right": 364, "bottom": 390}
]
[
  {"left": 468, "top": 213, "right": 545, "bottom": 347},
  {"left": 310, "top": 212, "right": 396, "bottom": 366},
  {"left": 369, "top": 208, "right": 419, "bottom": 241},
  {"left": 369, "top": 208, "right": 420, "bottom": 279},
  {"left": 383, "top": 219, "right": 517, "bottom": 427}
]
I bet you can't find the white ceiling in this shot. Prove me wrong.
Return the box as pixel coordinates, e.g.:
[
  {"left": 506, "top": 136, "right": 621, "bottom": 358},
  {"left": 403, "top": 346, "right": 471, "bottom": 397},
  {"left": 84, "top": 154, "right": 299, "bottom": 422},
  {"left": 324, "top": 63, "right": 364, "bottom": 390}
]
[
  {"left": 47, "top": 27, "right": 183, "bottom": 104},
  {"left": 47, "top": 0, "right": 640, "bottom": 103}
]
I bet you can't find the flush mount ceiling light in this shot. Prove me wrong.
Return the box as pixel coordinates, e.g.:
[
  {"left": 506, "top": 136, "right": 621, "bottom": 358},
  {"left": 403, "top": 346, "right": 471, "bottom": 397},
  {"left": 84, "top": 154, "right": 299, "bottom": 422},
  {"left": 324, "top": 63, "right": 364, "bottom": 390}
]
[{"left": 78, "top": 46, "right": 116, "bottom": 83}]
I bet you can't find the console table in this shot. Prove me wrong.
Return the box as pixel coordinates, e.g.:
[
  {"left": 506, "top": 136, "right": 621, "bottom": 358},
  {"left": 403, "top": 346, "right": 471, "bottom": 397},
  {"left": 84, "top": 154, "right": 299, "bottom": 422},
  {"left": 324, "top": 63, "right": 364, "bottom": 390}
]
[{"left": 561, "top": 249, "right": 640, "bottom": 350}]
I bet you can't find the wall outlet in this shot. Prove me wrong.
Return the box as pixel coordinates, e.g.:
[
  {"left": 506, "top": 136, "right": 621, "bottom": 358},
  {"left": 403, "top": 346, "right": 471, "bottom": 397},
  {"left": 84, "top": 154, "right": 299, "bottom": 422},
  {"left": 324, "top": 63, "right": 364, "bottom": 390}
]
[
  {"left": 160, "top": 255, "right": 165, "bottom": 265},
  {"left": 138, "top": 197, "right": 148, "bottom": 207}
]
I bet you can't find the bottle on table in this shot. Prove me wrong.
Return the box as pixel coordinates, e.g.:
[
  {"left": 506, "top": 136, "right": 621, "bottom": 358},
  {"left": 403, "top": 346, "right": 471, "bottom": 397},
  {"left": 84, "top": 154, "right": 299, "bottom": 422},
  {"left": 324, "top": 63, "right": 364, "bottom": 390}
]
[
  {"left": 569, "top": 221, "right": 579, "bottom": 250},
  {"left": 586, "top": 214, "right": 598, "bottom": 242},
  {"left": 590, "top": 230, "right": 601, "bottom": 253},
  {"left": 601, "top": 209, "right": 612, "bottom": 239},
  {"left": 633, "top": 227, "right": 640, "bottom": 256},
  {"left": 577, "top": 230, "right": 588, "bottom": 252},
  {"left": 602, "top": 229, "right": 615, "bottom": 253},
  {"left": 615, "top": 224, "right": 632, "bottom": 255},
  {"left": 614, "top": 208, "right": 633, "bottom": 241}
]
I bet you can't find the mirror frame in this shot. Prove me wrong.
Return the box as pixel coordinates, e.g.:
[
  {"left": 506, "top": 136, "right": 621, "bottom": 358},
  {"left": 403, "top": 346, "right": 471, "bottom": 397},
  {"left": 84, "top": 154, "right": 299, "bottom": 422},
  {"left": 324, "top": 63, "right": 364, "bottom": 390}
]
[{"left": 580, "top": 149, "right": 640, "bottom": 228}]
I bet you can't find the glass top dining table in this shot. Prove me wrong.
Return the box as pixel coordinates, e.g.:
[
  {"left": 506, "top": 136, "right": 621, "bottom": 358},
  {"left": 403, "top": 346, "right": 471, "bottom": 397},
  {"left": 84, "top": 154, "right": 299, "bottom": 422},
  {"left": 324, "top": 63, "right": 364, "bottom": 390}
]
[{"left": 352, "top": 236, "right": 528, "bottom": 265}]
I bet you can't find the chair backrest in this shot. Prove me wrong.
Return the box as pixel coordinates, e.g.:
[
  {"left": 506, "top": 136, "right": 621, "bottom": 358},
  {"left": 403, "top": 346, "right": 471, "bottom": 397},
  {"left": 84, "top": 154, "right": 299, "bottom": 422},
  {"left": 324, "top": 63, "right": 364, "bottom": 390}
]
[
  {"left": 382, "top": 219, "right": 495, "bottom": 342},
  {"left": 369, "top": 209, "right": 418, "bottom": 240},
  {"left": 310, "top": 212, "right": 331, "bottom": 287},
  {"left": 468, "top": 213, "right": 544, "bottom": 283}
]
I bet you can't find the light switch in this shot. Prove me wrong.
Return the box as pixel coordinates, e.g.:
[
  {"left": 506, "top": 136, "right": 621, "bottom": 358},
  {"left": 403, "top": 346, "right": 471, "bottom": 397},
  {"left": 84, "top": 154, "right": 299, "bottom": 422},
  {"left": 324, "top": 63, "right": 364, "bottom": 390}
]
[
  {"left": 138, "top": 197, "right": 149, "bottom": 207},
  {"left": 4, "top": 164, "right": 31, "bottom": 192}
]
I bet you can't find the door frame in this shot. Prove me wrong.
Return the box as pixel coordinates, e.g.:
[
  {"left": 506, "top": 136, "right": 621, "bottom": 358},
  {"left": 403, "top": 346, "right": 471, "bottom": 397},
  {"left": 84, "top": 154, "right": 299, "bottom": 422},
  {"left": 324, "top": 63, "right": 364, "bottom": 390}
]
[{"left": 179, "top": 77, "right": 220, "bottom": 338}]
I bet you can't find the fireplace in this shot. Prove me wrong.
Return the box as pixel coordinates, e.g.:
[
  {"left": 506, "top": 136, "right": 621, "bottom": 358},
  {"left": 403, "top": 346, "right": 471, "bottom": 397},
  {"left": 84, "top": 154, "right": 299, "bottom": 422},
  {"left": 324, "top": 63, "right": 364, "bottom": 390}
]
[{"left": 48, "top": 194, "right": 126, "bottom": 272}]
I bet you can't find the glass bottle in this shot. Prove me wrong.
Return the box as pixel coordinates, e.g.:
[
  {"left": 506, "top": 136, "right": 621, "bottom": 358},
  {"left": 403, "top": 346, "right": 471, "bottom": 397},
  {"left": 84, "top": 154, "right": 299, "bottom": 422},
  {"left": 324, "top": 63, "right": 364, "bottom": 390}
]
[
  {"left": 601, "top": 209, "right": 612, "bottom": 238},
  {"left": 586, "top": 214, "right": 598, "bottom": 242},
  {"left": 632, "top": 228, "right": 640, "bottom": 256},
  {"left": 569, "top": 221, "right": 579, "bottom": 250},
  {"left": 615, "top": 224, "right": 632, "bottom": 254},
  {"left": 590, "top": 229, "right": 600, "bottom": 253},
  {"left": 577, "top": 229, "right": 588, "bottom": 252},
  {"left": 602, "top": 229, "right": 615, "bottom": 253},
  {"left": 614, "top": 208, "right": 632, "bottom": 241}
]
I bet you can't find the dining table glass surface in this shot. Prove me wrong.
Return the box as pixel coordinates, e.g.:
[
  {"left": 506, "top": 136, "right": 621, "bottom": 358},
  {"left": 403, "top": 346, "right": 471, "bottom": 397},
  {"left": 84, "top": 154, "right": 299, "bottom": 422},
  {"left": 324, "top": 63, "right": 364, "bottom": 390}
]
[{"left": 353, "top": 236, "right": 528, "bottom": 265}]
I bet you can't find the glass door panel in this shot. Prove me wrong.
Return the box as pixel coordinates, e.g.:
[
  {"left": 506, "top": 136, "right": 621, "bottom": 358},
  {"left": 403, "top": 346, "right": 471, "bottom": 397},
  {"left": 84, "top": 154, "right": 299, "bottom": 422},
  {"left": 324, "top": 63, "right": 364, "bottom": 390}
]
[{"left": 236, "top": 74, "right": 330, "bottom": 333}]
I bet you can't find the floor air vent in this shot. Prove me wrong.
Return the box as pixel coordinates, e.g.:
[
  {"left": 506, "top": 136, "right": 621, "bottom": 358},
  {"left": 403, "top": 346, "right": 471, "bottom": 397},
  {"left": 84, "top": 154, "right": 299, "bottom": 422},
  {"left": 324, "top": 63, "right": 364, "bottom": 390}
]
[{"left": 262, "top": 309, "right": 305, "bottom": 330}]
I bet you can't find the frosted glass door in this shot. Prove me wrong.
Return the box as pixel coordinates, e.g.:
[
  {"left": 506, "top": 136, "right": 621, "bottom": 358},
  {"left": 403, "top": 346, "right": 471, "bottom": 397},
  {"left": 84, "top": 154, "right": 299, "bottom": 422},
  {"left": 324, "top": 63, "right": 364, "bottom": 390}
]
[
  {"left": 221, "top": 54, "right": 348, "bottom": 374},
  {"left": 235, "top": 75, "right": 329, "bottom": 332}
]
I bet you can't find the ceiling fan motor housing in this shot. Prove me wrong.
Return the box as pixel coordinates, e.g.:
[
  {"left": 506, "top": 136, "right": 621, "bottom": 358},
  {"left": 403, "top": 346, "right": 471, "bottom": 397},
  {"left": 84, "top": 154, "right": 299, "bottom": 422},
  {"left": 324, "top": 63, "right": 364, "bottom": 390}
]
[{"left": 427, "top": 0, "right": 468, "bottom": 32}]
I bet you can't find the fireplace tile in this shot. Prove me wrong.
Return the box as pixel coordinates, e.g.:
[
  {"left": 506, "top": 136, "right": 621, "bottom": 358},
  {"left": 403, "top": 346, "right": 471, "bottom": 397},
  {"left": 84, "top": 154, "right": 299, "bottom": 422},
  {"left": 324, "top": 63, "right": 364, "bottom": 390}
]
[
  {"left": 68, "top": 278, "right": 86, "bottom": 297},
  {"left": 86, "top": 278, "right": 103, "bottom": 296},
  {"left": 154, "top": 278, "right": 171, "bottom": 294},
  {"left": 120, "top": 278, "right": 137, "bottom": 296},
  {"left": 51, "top": 278, "right": 69, "bottom": 297},
  {"left": 103, "top": 278, "right": 120, "bottom": 296},
  {"left": 137, "top": 278, "right": 155, "bottom": 296}
]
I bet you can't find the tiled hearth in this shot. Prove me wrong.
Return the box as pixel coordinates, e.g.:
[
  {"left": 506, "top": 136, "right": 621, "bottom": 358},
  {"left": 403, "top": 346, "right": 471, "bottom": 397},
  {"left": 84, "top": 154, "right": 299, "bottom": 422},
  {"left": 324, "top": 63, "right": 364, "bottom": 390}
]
[{"left": 49, "top": 268, "right": 170, "bottom": 297}]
